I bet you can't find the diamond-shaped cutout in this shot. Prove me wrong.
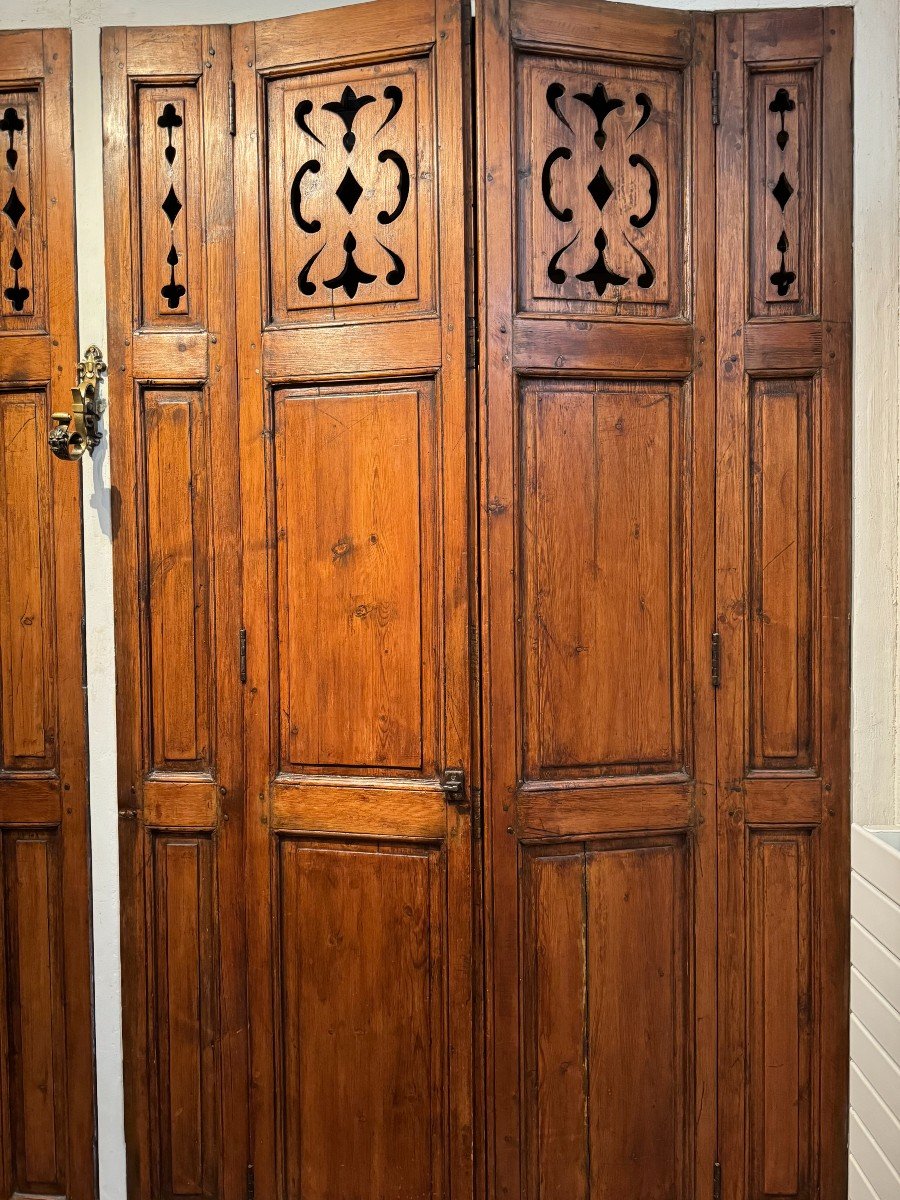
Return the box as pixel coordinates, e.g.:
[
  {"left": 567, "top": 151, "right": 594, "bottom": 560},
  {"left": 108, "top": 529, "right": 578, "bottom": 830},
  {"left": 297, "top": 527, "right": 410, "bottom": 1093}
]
[
  {"left": 772, "top": 171, "right": 794, "bottom": 211},
  {"left": 587, "top": 164, "right": 614, "bottom": 212},
  {"left": 161, "top": 184, "right": 182, "bottom": 225},
  {"left": 335, "top": 167, "right": 363, "bottom": 215},
  {"left": 2, "top": 187, "right": 25, "bottom": 229}
]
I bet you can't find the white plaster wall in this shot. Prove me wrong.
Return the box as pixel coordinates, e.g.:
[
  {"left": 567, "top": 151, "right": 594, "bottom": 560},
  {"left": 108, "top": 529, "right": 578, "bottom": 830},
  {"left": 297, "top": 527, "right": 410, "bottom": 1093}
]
[{"left": 0, "top": 0, "right": 897, "bottom": 1195}]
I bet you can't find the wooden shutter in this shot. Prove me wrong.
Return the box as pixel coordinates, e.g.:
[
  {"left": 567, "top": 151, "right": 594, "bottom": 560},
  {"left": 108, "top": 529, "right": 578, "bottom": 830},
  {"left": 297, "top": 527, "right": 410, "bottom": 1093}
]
[
  {"left": 476, "top": 3, "right": 717, "bottom": 1198},
  {"left": 714, "top": 11, "right": 852, "bottom": 1200},
  {"left": 230, "top": 2, "right": 475, "bottom": 1197},
  {"left": 0, "top": 29, "right": 95, "bottom": 1200},
  {"left": 102, "top": 26, "right": 247, "bottom": 1200}
]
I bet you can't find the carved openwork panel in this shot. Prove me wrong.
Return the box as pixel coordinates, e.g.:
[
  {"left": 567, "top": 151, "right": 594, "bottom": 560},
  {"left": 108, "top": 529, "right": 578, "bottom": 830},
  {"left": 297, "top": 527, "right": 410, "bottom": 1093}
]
[
  {"left": 520, "top": 380, "right": 688, "bottom": 780},
  {"left": 749, "top": 379, "right": 818, "bottom": 772},
  {"left": 0, "top": 90, "right": 46, "bottom": 329},
  {"left": 136, "top": 84, "right": 203, "bottom": 327},
  {"left": 749, "top": 69, "right": 817, "bottom": 316},
  {"left": 517, "top": 55, "right": 684, "bottom": 316},
  {"left": 266, "top": 58, "right": 434, "bottom": 324}
]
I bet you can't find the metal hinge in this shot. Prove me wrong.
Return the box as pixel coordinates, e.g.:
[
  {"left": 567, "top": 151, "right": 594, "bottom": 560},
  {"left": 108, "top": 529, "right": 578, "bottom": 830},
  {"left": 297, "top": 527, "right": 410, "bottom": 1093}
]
[
  {"left": 472, "top": 786, "right": 483, "bottom": 842},
  {"left": 711, "top": 70, "right": 720, "bottom": 126},
  {"left": 228, "top": 80, "right": 236, "bottom": 136},
  {"left": 466, "top": 315, "right": 479, "bottom": 369},
  {"left": 239, "top": 627, "right": 247, "bottom": 684},
  {"left": 713, "top": 1161, "right": 722, "bottom": 1200},
  {"left": 246, "top": 1164, "right": 255, "bottom": 1200},
  {"left": 711, "top": 631, "right": 721, "bottom": 689}
]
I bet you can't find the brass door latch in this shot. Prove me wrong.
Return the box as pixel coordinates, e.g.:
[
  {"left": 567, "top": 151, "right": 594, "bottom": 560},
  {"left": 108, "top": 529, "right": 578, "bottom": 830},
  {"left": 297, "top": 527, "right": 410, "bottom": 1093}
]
[{"left": 49, "top": 345, "right": 107, "bottom": 461}]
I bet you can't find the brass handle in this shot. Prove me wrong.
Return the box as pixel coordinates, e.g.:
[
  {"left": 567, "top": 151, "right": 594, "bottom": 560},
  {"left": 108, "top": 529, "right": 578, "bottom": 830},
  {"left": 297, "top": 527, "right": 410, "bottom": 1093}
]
[
  {"left": 438, "top": 768, "right": 466, "bottom": 805},
  {"left": 49, "top": 345, "right": 107, "bottom": 462}
]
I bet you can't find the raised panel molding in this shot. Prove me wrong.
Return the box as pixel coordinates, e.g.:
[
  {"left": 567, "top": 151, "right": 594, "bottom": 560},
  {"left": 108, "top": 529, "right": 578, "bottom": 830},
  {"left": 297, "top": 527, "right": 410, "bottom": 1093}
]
[
  {"left": 0, "top": 832, "right": 67, "bottom": 1198},
  {"left": 0, "top": 391, "right": 55, "bottom": 773},
  {"left": 522, "top": 837, "right": 691, "bottom": 1200},
  {"left": 274, "top": 382, "right": 436, "bottom": 775},
  {"left": 150, "top": 835, "right": 218, "bottom": 1200},
  {"left": 277, "top": 839, "right": 446, "bottom": 1200},
  {"left": 748, "top": 830, "right": 817, "bottom": 1200},
  {"left": 141, "top": 388, "right": 213, "bottom": 774},
  {"left": 749, "top": 377, "right": 818, "bottom": 772},
  {"left": 521, "top": 378, "right": 687, "bottom": 780}
]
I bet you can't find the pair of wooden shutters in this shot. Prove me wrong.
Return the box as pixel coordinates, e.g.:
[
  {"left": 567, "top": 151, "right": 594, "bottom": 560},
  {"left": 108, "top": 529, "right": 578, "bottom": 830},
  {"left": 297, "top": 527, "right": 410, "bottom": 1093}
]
[{"left": 103, "top": 4, "right": 851, "bottom": 1200}]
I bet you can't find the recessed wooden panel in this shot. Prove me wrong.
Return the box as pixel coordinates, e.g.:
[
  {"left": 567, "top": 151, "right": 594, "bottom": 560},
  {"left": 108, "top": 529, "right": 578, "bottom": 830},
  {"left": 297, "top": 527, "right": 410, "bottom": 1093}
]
[
  {"left": 278, "top": 839, "right": 445, "bottom": 1200},
  {"left": 749, "top": 69, "right": 817, "bottom": 317},
  {"left": 142, "top": 388, "right": 212, "bottom": 772},
  {"left": 0, "top": 391, "right": 55, "bottom": 772},
  {"left": 750, "top": 379, "right": 816, "bottom": 770},
  {"left": 523, "top": 837, "right": 690, "bottom": 1200},
  {"left": 748, "top": 831, "right": 815, "bottom": 1200},
  {"left": 0, "top": 832, "right": 66, "bottom": 1196},
  {"left": 274, "top": 383, "right": 435, "bottom": 773},
  {"left": 521, "top": 379, "right": 685, "bottom": 778},
  {"left": 517, "top": 54, "right": 684, "bottom": 316},
  {"left": 265, "top": 56, "right": 435, "bottom": 324},
  {"left": 0, "top": 88, "right": 46, "bottom": 330},
  {"left": 151, "top": 835, "right": 218, "bottom": 1200},
  {"left": 136, "top": 84, "right": 203, "bottom": 327}
]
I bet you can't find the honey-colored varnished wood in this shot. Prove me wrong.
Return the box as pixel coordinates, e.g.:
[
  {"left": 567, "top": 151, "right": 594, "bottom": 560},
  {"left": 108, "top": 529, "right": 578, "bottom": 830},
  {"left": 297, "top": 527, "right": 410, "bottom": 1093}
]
[
  {"left": 0, "top": 29, "right": 95, "bottom": 1200},
  {"left": 476, "top": 4, "right": 717, "bottom": 1199},
  {"left": 231, "top": 2, "right": 475, "bottom": 1196},
  {"left": 102, "top": 25, "right": 247, "bottom": 1200},
  {"left": 715, "top": 11, "right": 852, "bottom": 1200}
]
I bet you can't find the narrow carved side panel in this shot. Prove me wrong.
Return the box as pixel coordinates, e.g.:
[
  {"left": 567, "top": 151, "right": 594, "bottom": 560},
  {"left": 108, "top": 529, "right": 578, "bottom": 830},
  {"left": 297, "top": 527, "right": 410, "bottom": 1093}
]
[
  {"left": 522, "top": 838, "right": 691, "bottom": 1200},
  {"left": 750, "top": 69, "right": 817, "bottom": 316},
  {"left": 0, "top": 392, "right": 55, "bottom": 773},
  {"left": 278, "top": 840, "right": 446, "bottom": 1200},
  {"left": 265, "top": 56, "right": 434, "bottom": 323},
  {"left": 517, "top": 54, "right": 684, "bottom": 316},
  {"left": 142, "top": 389, "right": 212, "bottom": 773},
  {"left": 0, "top": 832, "right": 66, "bottom": 1196},
  {"left": 0, "top": 90, "right": 46, "bottom": 329},
  {"left": 749, "top": 379, "right": 817, "bottom": 770},
  {"left": 521, "top": 379, "right": 685, "bottom": 779},
  {"left": 151, "top": 835, "right": 218, "bottom": 1200},
  {"left": 136, "top": 84, "right": 203, "bottom": 327},
  {"left": 274, "top": 384, "right": 435, "bottom": 774},
  {"left": 748, "top": 831, "right": 816, "bottom": 1200}
]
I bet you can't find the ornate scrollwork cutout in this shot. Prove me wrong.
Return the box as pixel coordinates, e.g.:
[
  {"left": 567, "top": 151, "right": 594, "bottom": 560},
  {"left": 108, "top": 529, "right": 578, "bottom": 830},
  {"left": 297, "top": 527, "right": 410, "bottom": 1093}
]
[
  {"left": 539, "top": 79, "right": 661, "bottom": 299},
  {"left": 768, "top": 87, "right": 798, "bottom": 299},
  {"left": 2, "top": 104, "right": 29, "bottom": 312},
  {"left": 288, "top": 80, "right": 412, "bottom": 302},
  {"left": 157, "top": 102, "right": 187, "bottom": 310}
]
